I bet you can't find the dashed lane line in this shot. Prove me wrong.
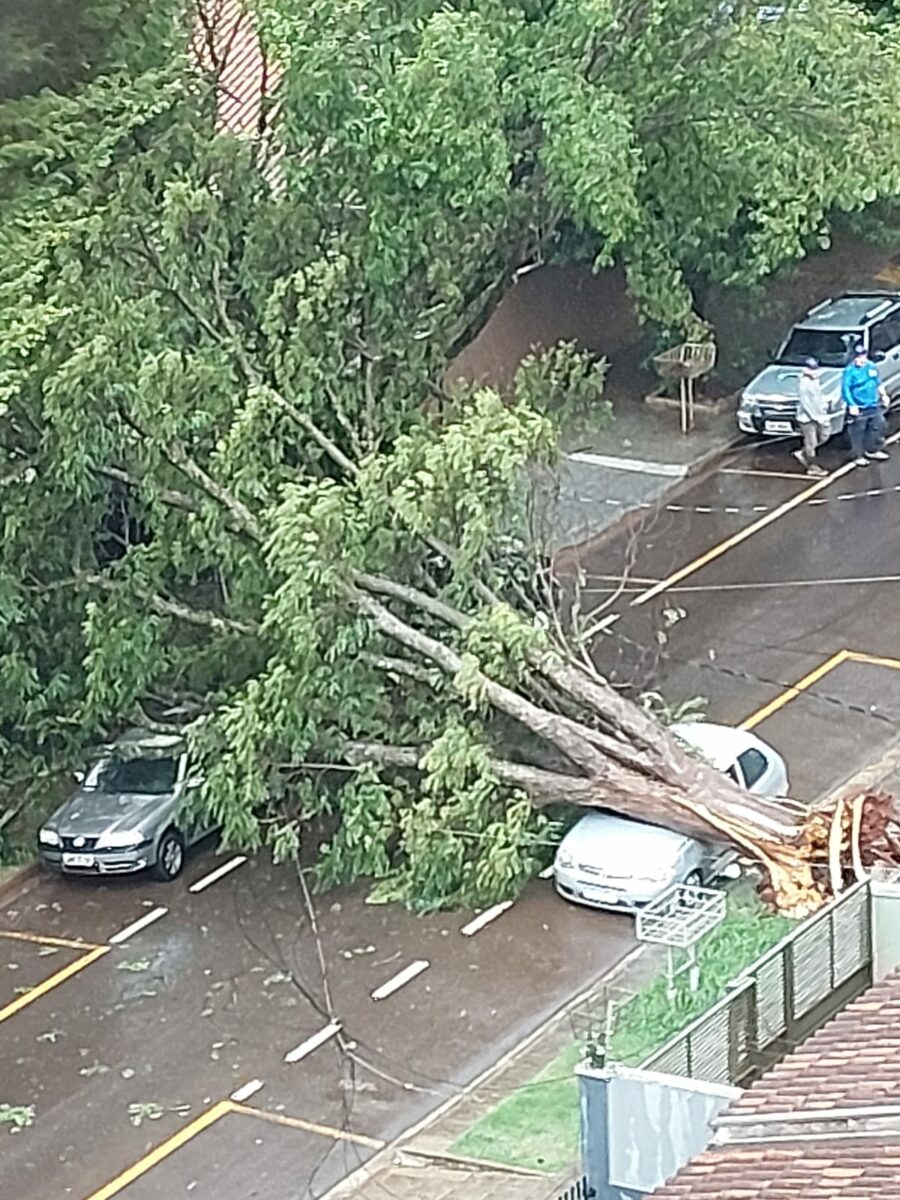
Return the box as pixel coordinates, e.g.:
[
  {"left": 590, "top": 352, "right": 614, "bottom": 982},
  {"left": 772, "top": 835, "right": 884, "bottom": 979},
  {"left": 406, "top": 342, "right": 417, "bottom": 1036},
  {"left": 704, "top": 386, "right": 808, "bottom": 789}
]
[
  {"left": 371, "top": 959, "right": 429, "bottom": 1001},
  {"left": 284, "top": 1020, "right": 342, "bottom": 1063},
  {"left": 631, "top": 428, "right": 900, "bottom": 606},
  {"left": 188, "top": 855, "right": 247, "bottom": 893},
  {"left": 460, "top": 901, "right": 513, "bottom": 937},
  {"left": 230, "top": 1079, "right": 265, "bottom": 1102},
  {"left": 108, "top": 905, "right": 169, "bottom": 945}
]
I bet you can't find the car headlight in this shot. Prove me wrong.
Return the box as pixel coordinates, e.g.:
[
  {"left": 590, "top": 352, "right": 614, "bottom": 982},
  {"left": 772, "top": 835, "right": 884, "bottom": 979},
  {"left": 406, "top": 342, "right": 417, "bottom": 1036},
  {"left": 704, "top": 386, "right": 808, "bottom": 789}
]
[
  {"left": 95, "top": 829, "right": 143, "bottom": 849},
  {"left": 554, "top": 850, "right": 575, "bottom": 871},
  {"left": 38, "top": 827, "right": 61, "bottom": 847},
  {"left": 739, "top": 396, "right": 761, "bottom": 415}
]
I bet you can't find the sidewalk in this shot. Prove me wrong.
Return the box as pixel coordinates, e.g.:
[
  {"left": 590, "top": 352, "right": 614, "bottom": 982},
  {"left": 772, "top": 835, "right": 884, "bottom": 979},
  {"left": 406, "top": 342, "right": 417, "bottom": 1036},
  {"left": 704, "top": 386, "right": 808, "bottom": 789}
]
[
  {"left": 548, "top": 393, "right": 743, "bottom": 553},
  {"left": 324, "top": 944, "right": 664, "bottom": 1200}
]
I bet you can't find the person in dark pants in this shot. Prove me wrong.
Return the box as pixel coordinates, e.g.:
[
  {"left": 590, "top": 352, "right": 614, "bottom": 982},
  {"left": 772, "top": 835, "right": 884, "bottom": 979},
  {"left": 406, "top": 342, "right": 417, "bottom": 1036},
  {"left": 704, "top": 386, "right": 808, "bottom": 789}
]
[{"left": 841, "top": 343, "right": 890, "bottom": 467}]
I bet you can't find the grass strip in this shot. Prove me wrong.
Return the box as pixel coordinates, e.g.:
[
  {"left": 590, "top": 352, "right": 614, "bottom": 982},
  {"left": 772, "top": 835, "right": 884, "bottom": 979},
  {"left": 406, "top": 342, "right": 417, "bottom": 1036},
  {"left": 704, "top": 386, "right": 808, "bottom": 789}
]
[{"left": 451, "top": 895, "right": 793, "bottom": 1173}]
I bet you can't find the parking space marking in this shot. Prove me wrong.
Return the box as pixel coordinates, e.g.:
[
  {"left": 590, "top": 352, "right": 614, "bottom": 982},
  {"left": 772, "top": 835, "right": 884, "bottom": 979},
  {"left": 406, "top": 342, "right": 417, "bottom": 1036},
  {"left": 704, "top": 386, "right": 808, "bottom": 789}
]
[
  {"left": 739, "top": 649, "right": 900, "bottom": 733},
  {"left": 720, "top": 467, "right": 811, "bottom": 481},
  {"left": 230, "top": 1101, "right": 385, "bottom": 1149},
  {"left": 460, "top": 901, "right": 513, "bottom": 937},
  {"left": 284, "top": 1020, "right": 342, "bottom": 1063},
  {"left": 230, "top": 1078, "right": 265, "bottom": 1102},
  {"left": 83, "top": 1096, "right": 383, "bottom": 1199},
  {"left": 108, "top": 905, "right": 168, "bottom": 945},
  {"left": 84, "top": 1099, "right": 234, "bottom": 1200},
  {"left": 188, "top": 855, "right": 247, "bottom": 893},
  {"left": 632, "top": 427, "right": 900, "bottom": 607},
  {"left": 631, "top": 461, "right": 859, "bottom": 606},
  {"left": 0, "top": 929, "right": 103, "bottom": 951},
  {"left": 371, "top": 959, "right": 429, "bottom": 1001},
  {"left": 0, "top": 945, "right": 109, "bottom": 1025}
]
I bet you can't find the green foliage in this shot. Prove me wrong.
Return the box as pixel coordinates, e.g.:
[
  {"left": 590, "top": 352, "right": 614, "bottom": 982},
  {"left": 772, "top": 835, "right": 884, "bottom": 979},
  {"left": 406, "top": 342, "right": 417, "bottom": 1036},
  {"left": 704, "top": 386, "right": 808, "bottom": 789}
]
[
  {"left": 451, "top": 893, "right": 794, "bottom": 1172},
  {"left": 513, "top": 341, "right": 610, "bottom": 431},
  {"left": 4, "top": 0, "right": 900, "bottom": 910},
  {"left": 609, "top": 895, "right": 794, "bottom": 1064}
]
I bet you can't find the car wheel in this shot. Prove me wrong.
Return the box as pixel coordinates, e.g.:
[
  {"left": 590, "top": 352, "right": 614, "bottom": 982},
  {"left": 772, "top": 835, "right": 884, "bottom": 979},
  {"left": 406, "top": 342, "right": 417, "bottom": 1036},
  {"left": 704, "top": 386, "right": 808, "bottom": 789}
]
[
  {"left": 152, "top": 829, "right": 185, "bottom": 881},
  {"left": 684, "top": 869, "right": 703, "bottom": 888}
]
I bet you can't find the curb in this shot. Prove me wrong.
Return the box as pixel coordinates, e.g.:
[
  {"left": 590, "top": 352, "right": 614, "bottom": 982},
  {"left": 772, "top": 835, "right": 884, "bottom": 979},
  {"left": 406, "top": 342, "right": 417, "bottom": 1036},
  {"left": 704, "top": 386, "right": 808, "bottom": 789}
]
[
  {"left": 0, "top": 861, "right": 41, "bottom": 907},
  {"left": 555, "top": 429, "right": 748, "bottom": 561},
  {"left": 320, "top": 942, "right": 646, "bottom": 1200}
]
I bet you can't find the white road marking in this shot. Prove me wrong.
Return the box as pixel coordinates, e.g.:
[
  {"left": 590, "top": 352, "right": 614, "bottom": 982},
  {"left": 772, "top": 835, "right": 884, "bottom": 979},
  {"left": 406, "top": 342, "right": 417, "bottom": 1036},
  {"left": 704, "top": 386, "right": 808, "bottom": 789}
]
[
  {"left": 631, "top": 456, "right": 862, "bottom": 606},
  {"left": 284, "top": 1021, "right": 342, "bottom": 1063},
  {"left": 371, "top": 960, "right": 429, "bottom": 1001},
  {"left": 230, "top": 1078, "right": 265, "bottom": 1102},
  {"left": 460, "top": 901, "right": 513, "bottom": 937},
  {"left": 567, "top": 451, "right": 688, "bottom": 478},
  {"left": 189, "top": 855, "right": 248, "bottom": 893},
  {"left": 719, "top": 467, "right": 809, "bottom": 480},
  {"left": 109, "top": 906, "right": 169, "bottom": 945}
]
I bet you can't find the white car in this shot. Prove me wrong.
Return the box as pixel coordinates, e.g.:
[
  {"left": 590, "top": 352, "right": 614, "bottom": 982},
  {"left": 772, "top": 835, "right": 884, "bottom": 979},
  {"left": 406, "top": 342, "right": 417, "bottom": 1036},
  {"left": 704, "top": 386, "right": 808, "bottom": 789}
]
[{"left": 552, "top": 722, "right": 788, "bottom": 913}]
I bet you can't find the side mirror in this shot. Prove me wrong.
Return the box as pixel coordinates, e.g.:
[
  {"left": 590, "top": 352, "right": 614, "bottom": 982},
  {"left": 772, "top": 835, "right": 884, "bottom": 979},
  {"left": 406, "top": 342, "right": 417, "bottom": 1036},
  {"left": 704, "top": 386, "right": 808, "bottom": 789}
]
[
  {"left": 73, "top": 770, "right": 85, "bottom": 784},
  {"left": 186, "top": 775, "right": 205, "bottom": 789},
  {"left": 872, "top": 350, "right": 886, "bottom": 363}
]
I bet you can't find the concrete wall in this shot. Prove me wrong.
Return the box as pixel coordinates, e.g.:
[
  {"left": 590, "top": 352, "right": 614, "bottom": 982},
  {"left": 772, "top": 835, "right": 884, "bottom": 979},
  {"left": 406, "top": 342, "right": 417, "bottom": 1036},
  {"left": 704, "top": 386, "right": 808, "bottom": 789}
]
[
  {"left": 871, "top": 881, "right": 900, "bottom": 980},
  {"left": 578, "top": 1065, "right": 739, "bottom": 1199},
  {"left": 447, "top": 263, "right": 643, "bottom": 395}
]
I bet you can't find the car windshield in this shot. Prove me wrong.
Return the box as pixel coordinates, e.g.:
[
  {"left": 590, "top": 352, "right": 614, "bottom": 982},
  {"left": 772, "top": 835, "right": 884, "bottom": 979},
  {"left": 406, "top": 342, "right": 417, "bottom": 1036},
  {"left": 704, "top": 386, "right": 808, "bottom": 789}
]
[
  {"left": 85, "top": 756, "right": 179, "bottom": 795},
  {"left": 777, "top": 327, "right": 857, "bottom": 367}
]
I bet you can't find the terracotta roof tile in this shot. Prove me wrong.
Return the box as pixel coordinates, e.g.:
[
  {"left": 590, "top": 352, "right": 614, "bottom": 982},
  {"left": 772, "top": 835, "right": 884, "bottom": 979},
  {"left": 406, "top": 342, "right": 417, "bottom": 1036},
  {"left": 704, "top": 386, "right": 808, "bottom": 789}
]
[
  {"left": 729, "top": 965, "right": 900, "bottom": 1117},
  {"left": 652, "top": 1139, "right": 900, "bottom": 1198},
  {"left": 650, "top": 969, "right": 900, "bottom": 1197}
]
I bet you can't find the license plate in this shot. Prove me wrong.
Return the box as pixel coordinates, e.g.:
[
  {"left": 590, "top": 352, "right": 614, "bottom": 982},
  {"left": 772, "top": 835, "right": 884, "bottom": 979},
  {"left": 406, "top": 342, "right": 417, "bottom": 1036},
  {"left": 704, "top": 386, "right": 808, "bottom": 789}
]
[
  {"left": 764, "top": 419, "right": 793, "bottom": 433},
  {"left": 583, "top": 886, "right": 620, "bottom": 904},
  {"left": 62, "top": 852, "right": 95, "bottom": 868}
]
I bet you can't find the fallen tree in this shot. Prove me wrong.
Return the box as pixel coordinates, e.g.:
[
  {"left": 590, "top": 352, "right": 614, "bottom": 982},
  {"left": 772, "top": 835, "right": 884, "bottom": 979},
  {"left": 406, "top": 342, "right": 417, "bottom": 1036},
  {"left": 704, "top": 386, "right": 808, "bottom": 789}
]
[{"left": 5, "top": 0, "right": 900, "bottom": 908}]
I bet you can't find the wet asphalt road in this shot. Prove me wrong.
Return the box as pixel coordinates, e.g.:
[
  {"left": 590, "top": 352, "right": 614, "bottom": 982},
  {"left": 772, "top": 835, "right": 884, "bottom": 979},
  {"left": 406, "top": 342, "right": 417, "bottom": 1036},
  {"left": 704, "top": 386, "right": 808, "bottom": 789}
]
[
  {"left": 6, "top": 426, "right": 900, "bottom": 1200},
  {"left": 0, "top": 860, "right": 633, "bottom": 1200}
]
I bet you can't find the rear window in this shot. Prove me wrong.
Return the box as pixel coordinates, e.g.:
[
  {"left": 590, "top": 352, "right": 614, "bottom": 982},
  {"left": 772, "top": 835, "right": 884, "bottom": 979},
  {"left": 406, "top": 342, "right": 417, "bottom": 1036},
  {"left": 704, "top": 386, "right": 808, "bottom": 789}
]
[
  {"left": 777, "top": 328, "right": 856, "bottom": 367},
  {"left": 86, "top": 756, "right": 179, "bottom": 795}
]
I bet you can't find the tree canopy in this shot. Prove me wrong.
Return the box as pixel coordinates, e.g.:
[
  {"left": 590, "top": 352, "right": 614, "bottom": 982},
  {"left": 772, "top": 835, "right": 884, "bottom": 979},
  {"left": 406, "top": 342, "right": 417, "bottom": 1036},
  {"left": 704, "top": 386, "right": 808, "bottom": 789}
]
[{"left": 3, "top": 0, "right": 900, "bottom": 907}]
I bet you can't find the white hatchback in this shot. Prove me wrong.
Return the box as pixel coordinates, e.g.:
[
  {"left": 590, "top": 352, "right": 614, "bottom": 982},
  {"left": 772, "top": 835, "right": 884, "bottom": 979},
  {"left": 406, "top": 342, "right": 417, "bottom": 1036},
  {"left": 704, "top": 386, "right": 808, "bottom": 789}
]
[{"left": 552, "top": 722, "right": 788, "bottom": 913}]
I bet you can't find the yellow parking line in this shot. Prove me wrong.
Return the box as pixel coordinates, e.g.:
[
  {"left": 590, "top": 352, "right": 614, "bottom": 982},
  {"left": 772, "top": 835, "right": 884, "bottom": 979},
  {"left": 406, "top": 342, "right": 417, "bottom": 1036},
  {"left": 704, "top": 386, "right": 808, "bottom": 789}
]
[
  {"left": 83, "top": 1100, "right": 234, "bottom": 1200},
  {"left": 83, "top": 1098, "right": 384, "bottom": 1200},
  {"left": 0, "top": 929, "right": 103, "bottom": 951},
  {"left": 633, "top": 426, "right": 900, "bottom": 607},
  {"left": 0, "top": 945, "right": 109, "bottom": 1024},
  {"left": 229, "top": 1101, "right": 385, "bottom": 1149},
  {"left": 739, "top": 651, "right": 851, "bottom": 731},
  {"left": 632, "top": 463, "right": 858, "bottom": 606},
  {"left": 739, "top": 648, "right": 900, "bottom": 733},
  {"left": 845, "top": 651, "right": 900, "bottom": 672}
]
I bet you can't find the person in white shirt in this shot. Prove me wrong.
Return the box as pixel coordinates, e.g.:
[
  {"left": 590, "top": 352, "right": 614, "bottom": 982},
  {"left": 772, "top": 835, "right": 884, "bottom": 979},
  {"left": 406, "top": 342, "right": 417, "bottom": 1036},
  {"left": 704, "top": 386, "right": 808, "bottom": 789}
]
[{"left": 793, "top": 356, "right": 829, "bottom": 477}]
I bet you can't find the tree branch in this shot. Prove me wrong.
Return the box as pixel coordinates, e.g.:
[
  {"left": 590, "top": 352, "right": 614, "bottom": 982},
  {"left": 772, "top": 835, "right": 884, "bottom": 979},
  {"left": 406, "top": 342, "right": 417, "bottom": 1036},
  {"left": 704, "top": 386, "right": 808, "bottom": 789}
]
[
  {"left": 350, "top": 587, "right": 604, "bottom": 776},
  {"left": 81, "top": 573, "right": 259, "bottom": 637}
]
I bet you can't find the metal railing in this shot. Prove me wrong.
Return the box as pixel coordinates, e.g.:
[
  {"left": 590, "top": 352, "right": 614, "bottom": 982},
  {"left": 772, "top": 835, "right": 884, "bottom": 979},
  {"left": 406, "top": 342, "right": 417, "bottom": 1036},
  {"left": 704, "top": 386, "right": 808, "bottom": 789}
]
[
  {"left": 553, "top": 1176, "right": 594, "bottom": 1200},
  {"left": 640, "top": 879, "right": 872, "bottom": 1086}
]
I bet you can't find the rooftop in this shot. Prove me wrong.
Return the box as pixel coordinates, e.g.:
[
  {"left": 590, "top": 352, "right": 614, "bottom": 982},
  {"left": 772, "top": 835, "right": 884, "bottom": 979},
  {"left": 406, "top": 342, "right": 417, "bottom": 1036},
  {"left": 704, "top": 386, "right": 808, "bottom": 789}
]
[{"left": 651, "top": 966, "right": 900, "bottom": 1199}]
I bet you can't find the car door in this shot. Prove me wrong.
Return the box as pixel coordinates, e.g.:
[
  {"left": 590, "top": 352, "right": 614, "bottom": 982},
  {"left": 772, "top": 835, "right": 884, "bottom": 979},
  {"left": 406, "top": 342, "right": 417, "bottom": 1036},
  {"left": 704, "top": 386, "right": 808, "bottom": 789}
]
[{"left": 869, "top": 311, "right": 900, "bottom": 394}]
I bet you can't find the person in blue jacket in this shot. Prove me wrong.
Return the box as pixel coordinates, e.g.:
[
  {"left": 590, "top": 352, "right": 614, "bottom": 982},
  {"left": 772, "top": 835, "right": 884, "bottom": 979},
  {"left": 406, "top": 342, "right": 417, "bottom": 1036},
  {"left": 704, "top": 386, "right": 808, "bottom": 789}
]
[{"left": 842, "top": 343, "right": 890, "bottom": 467}]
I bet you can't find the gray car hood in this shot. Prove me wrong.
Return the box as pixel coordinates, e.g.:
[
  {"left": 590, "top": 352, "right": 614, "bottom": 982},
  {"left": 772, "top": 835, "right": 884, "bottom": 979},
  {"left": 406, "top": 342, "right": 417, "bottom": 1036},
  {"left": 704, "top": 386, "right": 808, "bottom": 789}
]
[
  {"left": 743, "top": 363, "right": 843, "bottom": 402},
  {"left": 49, "top": 788, "right": 176, "bottom": 837}
]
